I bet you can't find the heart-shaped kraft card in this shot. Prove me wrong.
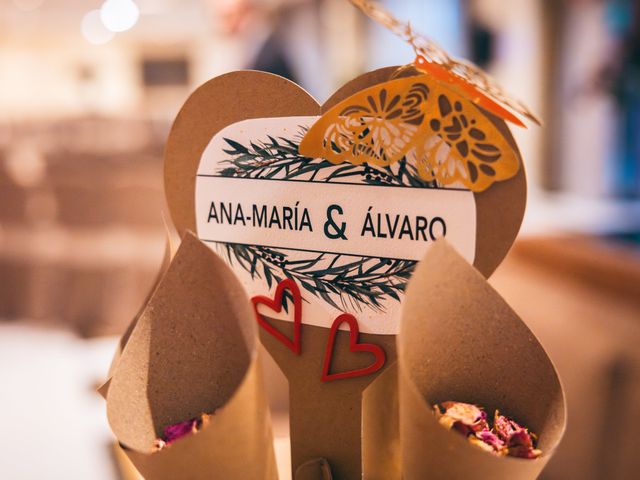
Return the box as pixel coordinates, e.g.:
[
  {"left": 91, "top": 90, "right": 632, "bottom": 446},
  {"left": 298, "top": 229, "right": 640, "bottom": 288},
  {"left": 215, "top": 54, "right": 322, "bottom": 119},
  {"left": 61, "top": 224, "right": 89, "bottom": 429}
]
[
  {"left": 163, "top": 67, "right": 527, "bottom": 479},
  {"left": 398, "top": 240, "right": 566, "bottom": 480},
  {"left": 106, "top": 232, "right": 277, "bottom": 480}
]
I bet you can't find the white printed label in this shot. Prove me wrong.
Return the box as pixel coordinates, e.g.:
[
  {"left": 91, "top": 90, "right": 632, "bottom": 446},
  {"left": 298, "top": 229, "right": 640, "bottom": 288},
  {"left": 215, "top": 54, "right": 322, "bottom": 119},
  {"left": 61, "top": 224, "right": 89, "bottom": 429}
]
[
  {"left": 196, "top": 116, "right": 476, "bottom": 334},
  {"left": 196, "top": 177, "right": 474, "bottom": 262}
]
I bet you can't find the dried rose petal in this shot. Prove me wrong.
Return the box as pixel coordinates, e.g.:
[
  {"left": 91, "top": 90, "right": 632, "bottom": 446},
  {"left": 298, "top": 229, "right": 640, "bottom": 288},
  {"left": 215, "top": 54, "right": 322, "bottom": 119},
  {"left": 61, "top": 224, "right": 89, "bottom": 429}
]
[
  {"left": 468, "top": 434, "right": 497, "bottom": 454},
  {"left": 436, "top": 401, "right": 489, "bottom": 436},
  {"left": 475, "top": 429, "right": 506, "bottom": 454},
  {"left": 153, "top": 439, "right": 166, "bottom": 451},
  {"left": 493, "top": 410, "right": 541, "bottom": 459},
  {"left": 508, "top": 445, "right": 543, "bottom": 459},
  {"left": 493, "top": 410, "right": 522, "bottom": 442},
  {"left": 163, "top": 418, "right": 200, "bottom": 445},
  {"left": 155, "top": 413, "right": 212, "bottom": 448},
  {"left": 433, "top": 403, "right": 542, "bottom": 460},
  {"left": 507, "top": 429, "right": 534, "bottom": 448}
]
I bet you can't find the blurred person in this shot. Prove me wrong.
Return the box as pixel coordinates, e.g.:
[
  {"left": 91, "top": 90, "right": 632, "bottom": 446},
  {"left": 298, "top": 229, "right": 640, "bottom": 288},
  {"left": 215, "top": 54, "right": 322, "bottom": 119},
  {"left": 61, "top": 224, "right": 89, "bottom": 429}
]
[{"left": 211, "top": 0, "right": 332, "bottom": 100}]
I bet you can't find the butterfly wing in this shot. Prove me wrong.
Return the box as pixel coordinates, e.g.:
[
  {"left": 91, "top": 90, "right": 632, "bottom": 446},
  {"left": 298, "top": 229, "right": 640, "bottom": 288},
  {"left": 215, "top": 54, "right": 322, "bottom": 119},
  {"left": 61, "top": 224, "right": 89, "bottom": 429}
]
[
  {"left": 301, "top": 73, "right": 519, "bottom": 192},
  {"left": 299, "top": 76, "right": 431, "bottom": 166},
  {"left": 410, "top": 81, "right": 520, "bottom": 192},
  {"left": 409, "top": 135, "right": 468, "bottom": 185}
]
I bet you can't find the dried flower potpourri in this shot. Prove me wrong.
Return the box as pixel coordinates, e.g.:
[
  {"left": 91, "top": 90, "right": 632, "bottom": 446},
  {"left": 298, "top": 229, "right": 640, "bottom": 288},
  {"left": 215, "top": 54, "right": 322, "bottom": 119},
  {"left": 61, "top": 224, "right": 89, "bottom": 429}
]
[
  {"left": 153, "top": 413, "right": 211, "bottom": 450},
  {"left": 433, "top": 402, "right": 542, "bottom": 459}
]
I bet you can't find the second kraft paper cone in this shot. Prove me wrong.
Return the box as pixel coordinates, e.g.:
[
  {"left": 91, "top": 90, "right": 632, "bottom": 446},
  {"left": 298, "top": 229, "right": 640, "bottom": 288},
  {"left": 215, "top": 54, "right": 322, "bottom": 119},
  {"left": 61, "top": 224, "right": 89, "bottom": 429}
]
[
  {"left": 398, "top": 240, "right": 566, "bottom": 480},
  {"left": 105, "top": 232, "right": 277, "bottom": 480}
]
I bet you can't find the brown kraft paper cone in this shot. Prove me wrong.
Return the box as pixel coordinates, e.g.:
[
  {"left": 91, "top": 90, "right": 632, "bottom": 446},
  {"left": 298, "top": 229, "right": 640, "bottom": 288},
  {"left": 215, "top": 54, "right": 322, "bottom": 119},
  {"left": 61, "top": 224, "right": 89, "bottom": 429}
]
[
  {"left": 105, "top": 232, "right": 278, "bottom": 480},
  {"left": 361, "top": 363, "right": 402, "bottom": 480},
  {"left": 98, "top": 237, "right": 172, "bottom": 399},
  {"left": 398, "top": 240, "right": 566, "bottom": 480}
]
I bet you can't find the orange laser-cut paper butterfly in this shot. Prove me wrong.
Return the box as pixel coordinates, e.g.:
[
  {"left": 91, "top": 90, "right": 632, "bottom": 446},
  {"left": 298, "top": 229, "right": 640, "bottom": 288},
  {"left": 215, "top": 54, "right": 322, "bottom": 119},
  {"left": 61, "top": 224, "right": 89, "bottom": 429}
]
[
  {"left": 299, "top": 0, "right": 537, "bottom": 193},
  {"left": 300, "top": 74, "right": 520, "bottom": 192}
]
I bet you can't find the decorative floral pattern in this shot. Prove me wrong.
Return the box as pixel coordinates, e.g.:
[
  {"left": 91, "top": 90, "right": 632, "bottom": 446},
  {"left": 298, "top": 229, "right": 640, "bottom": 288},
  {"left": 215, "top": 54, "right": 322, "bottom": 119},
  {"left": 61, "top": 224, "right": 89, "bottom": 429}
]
[
  {"left": 300, "top": 75, "right": 520, "bottom": 192},
  {"left": 323, "top": 82, "right": 429, "bottom": 165}
]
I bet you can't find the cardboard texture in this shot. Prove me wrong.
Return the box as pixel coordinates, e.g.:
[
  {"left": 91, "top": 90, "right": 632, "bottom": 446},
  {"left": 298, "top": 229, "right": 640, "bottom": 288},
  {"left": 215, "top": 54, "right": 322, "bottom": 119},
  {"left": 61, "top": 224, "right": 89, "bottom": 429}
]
[
  {"left": 162, "top": 67, "right": 527, "bottom": 479},
  {"left": 259, "top": 319, "right": 397, "bottom": 479},
  {"left": 98, "top": 236, "right": 172, "bottom": 399},
  {"left": 361, "top": 364, "right": 401, "bottom": 480},
  {"left": 398, "top": 240, "right": 566, "bottom": 480},
  {"left": 112, "top": 444, "right": 143, "bottom": 480},
  {"left": 295, "top": 458, "right": 333, "bottom": 480},
  {"left": 164, "top": 71, "right": 319, "bottom": 237},
  {"left": 105, "top": 232, "right": 277, "bottom": 480}
]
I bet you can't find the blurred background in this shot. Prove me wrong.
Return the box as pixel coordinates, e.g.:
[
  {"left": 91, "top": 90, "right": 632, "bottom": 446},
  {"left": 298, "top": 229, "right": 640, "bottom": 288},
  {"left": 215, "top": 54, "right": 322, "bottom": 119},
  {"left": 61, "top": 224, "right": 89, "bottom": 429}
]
[{"left": 0, "top": 0, "right": 638, "bottom": 478}]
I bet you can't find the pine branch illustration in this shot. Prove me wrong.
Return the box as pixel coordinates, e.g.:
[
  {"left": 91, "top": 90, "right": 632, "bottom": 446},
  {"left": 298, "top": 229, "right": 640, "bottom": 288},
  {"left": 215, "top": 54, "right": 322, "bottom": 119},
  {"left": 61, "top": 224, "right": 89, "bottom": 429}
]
[
  {"left": 217, "top": 242, "right": 416, "bottom": 312},
  {"left": 218, "top": 130, "right": 437, "bottom": 188}
]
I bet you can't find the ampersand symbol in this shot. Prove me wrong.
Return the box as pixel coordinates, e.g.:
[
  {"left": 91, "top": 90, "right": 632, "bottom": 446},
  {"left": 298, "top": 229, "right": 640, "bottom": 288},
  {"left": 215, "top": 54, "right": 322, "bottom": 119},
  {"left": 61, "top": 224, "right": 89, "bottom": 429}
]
[{"left": 324, "top": 204, "right": 348, "bottom": 240}]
